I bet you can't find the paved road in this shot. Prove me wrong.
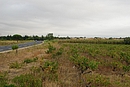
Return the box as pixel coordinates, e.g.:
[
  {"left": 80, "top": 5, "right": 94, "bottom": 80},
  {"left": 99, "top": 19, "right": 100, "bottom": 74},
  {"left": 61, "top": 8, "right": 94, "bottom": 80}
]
[{"left": 0, "top": 41, "right": 43, "bottom": 52}]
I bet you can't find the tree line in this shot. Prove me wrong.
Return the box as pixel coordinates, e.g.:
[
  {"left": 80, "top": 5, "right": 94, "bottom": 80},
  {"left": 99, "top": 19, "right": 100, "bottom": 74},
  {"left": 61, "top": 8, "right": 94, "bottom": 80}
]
[
  {"left": 0, "top": 34, "right": 129, "bottom": 44},
  {"left": 0, "top": 34, "right": 70, "bottom": 41},
  {"left": 0, "top": 35, "right": 45, "bottom": 40}
]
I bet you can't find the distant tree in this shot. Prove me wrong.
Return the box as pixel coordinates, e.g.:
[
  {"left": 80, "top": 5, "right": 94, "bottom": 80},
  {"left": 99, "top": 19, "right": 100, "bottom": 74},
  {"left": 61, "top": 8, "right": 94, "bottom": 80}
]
[
  {"left": 109, "top": 37, "right": 113, "bottom": 40},
  {"left": 66, "top": 36, "right": 70, "bottom": 39},
  {"left": 41, "top": 35, "right": 45, "bottom": 40},
  {"left": 46, "top": 33, "right": 54, "bottom": 40},
  {"left": 124, "top": 37, "right": 130, "bottom": 44},
  {"left": 13, "top": 34, "right": 22, "bottom": 42},
  {"left": 7, "top": 35, "right": 12, "bottom": 40},
  {"left": 23, "top": 35, "right": 29, "bottom": 40},
  {"left": 0, "top": 36, "right": 6, "bottom": 40},
  {"left": 33, "top": 35, "right": 40, "bottom": 40}
]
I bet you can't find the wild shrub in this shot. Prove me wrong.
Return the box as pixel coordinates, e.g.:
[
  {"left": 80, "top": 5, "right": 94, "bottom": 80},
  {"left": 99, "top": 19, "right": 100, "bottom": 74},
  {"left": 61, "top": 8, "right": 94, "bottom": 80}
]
[
  {"left": 88, "top": 60, "right": 99, "bottom": 70},
  {"left": 120, "top": 52, "right": 130, "bottom": 64},
  {"left": 124, "top": 37, "right": 130, "bottom": 44},
  {"left": 30, "top": 66, "right": 41, "bottom": 75},
  {"left": 12, "top": 74, "right": 42, "bottom": 87},
  {"left": 4, "top": 84, "right": 16, "bottom": 87},
  {"left": 24, "top": 57, "right": 38, "bottom": 64},
  {"left": 123, "top": 65, "right": 130, "bottom": 72},
  {"left": 55, "top": 48, "right": 63, "bottom": 56},
  {"left": 12, "top": 45, "right": 18, "bottom": 50},
  {"left": 52, "top": 48, "right": 63, "bottom": 58},
  {"left": 0, "top": 72, "right": 8, "bottom": 87},
  {"left": 70, "top": 55, "right": 99, "bottom": 73},
  {"left": 24, "top": 59, "right": 33, "bottom": 63},
  {"left": 0, "top": 72, "right": 16, "bottom": 87},
  {"left": 12, "top": 44, "right": 19, "bottom": 53},
  {"left": 33, "top": 57, "right": 38, "bottom": 62},
  {"left": 108, "top": 51, "right": 120, "bottom": 59},
  {"left": 69, "top": 44, "right": 99, "bottom": 73},
  {"left": 109, "top": 61, "right": 123, "bottom": 71},
  {"left": 86, "top": 74, "right": 111, "bottom": 87},
  {"left": 40, "top": 61, "right": 58, "bottom": 81},
  {"left": 42, "top": 61, "right": 58, "bottom": 73},
  {"left": 75, "top": 56, "right": 89, "bottom": 73},
  {"left": 9, "top": 61, "right": 23, "bottom": 69},
  {"left": 45, "top": 43, "right": 56, "bottom": 54}
]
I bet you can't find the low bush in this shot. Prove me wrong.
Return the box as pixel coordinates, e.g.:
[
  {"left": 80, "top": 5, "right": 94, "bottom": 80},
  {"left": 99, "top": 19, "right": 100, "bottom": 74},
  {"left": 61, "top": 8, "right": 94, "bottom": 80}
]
[
  {"left": 12, "top": 44, "right": 19, "bottom": 53},
  {"left": 0, "top": 72, "right": 8, "bottom": 87},
  {"left": 9, "top": 61, "right": 22, "bottom": 69},
  {"left": 4, "top": 84, "right": 16, "bottom": 87},
  {"left": 45, "top": 43, "right": 56, "bottom": 54},
  {"left": 13, "top": 74, "right": 42, "bottom": 87},
  {"left": 24, "top": 57, "right": 38, "bottom": 64},
  {"left": 123, "top": 65, "right": 130, "bottom": 72},
  {"left": 86, "top": 74, "right": 111, "bottom": 87},
  {"left": 88, "top": 60, "right": 99, "bottom": 70},
  {"left": 40, "top": 61, "right": 58, "bottom": 81},
  {"left": 42, "top": 61, "right": 58, "bottom": 73},
  {"left": 55, "top": 48, "right": 63, "bottom": 56},
  {"left": 70, "top": 55, "right": 99, "bottom": 73},
  {"left": 52, "top": 48, "right": 64, "bottom": 58}
]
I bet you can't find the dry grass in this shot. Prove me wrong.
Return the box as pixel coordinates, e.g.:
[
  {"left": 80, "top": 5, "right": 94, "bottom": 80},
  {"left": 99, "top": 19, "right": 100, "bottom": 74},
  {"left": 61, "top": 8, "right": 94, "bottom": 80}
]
[
  {"left": 0, "top": 40, "right": 32, "bottom": 46},
  {"left": 57, "top": 56, "right": 81, "bottom": 87},
  {"left": 0, "top": 40, "right": 130, "bottom": 87},
  {"left": 0, "top": 43, "right": 47, "bottom": 77}
]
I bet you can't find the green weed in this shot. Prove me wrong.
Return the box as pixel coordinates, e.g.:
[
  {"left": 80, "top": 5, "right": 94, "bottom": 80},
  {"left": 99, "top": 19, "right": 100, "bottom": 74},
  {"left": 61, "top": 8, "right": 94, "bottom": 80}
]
[
  {"left": 0, "top": 72, "right": 8, "bottom": 87},
  {"left": 52, "top": 48, "right": 63, "bottom": 58},
  {"left": 23, "top": 57, "right": 38, "bottom": 64},
  {"left": 13, "top": 74, "right": 42, "bottom": 87},
  {"left": 42, "top": 61, "right": 58, "bottom": 73},
  {"left": 4, "top": 84, "right": 16, "bottom": 87},
  {"left": 86, "top": 74, "right": 111, "bottom": 87},
  {"left": 45, "top": 43, "right": 56, "bottom": 54},
  {"left": 88, "top": 60, "right": 99, "bottom": 70},
  {"left": 9, "top": 61, "right": 23, "bottom": 69},
  {"left": 12, "top": 44, "right": 19, "bottom": 53},
  {"left": 40, "top": 61, "right": 58, "bottom": 81},
  {"left": 123, "top": 65, "right": 130, "bottom": 72}
]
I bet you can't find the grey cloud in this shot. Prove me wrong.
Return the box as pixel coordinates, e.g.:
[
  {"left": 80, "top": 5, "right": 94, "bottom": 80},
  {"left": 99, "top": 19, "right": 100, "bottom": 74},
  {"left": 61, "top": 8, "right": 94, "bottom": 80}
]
[{"left": 0, "top": 0, "right": 130, "bottom": 37}]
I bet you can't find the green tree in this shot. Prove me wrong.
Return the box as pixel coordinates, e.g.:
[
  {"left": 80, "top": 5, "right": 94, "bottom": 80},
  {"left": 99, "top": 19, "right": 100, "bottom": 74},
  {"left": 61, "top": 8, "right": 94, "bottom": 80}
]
[
  {"left": 13, "top": 34, "right": 22, "bottom": 42},
  {"left": 12, "top": 45, "right": 19, "bottom": 53},
  {"left": 124, "top": 37, "right": 130, "bottom": 44},
  {"left": 46, "top": 33, "right": 54, "bottom": 40}
]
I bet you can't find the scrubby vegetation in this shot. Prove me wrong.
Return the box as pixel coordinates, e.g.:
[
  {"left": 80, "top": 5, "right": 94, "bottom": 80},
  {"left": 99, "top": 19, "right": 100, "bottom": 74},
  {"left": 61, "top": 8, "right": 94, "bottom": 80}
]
[
  {"left": 12, "top": 45, "right": 19, "bottom": 53},
  {"left": 0, "top": 39, "right": 130, "bottom": 87},
  {"left": 0, "top": 40, "right": 31, "bottom": 46}
]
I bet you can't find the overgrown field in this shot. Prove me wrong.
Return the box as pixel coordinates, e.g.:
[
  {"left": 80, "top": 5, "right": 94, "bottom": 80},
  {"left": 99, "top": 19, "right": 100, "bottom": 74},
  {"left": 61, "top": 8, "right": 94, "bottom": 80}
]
[
  {"left": 0, "top": 40, "right": 32, "bottom": 46},
  {"left": 0, "top": 39, "right": 130, "bottom": 87}
]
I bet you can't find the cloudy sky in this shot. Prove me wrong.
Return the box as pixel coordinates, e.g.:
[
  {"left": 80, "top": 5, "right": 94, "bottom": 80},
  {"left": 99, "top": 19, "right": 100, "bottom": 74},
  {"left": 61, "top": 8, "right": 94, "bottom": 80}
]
[{"left": 0, "top": 0, "right": 130, "bottom": 37}]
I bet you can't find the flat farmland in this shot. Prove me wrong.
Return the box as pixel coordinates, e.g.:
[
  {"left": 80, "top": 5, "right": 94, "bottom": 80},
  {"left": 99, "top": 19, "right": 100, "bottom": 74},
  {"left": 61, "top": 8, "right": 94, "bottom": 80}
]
[{"left": 0, "top": 39, "right": 130, "bottom": 87}]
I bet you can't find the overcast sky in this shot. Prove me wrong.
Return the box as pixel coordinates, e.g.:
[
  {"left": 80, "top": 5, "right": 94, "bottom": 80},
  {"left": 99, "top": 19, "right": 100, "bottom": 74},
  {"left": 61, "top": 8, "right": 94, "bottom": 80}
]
[{"left": 0, "top": 0, "right": 130, "bottom": 37}]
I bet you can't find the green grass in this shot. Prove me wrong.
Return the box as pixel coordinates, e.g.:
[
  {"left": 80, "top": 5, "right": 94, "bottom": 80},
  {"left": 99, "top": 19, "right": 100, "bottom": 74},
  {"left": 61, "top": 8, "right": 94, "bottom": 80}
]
[{"left": 12, "top": 74, "right": 42, "bottom": 87}]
